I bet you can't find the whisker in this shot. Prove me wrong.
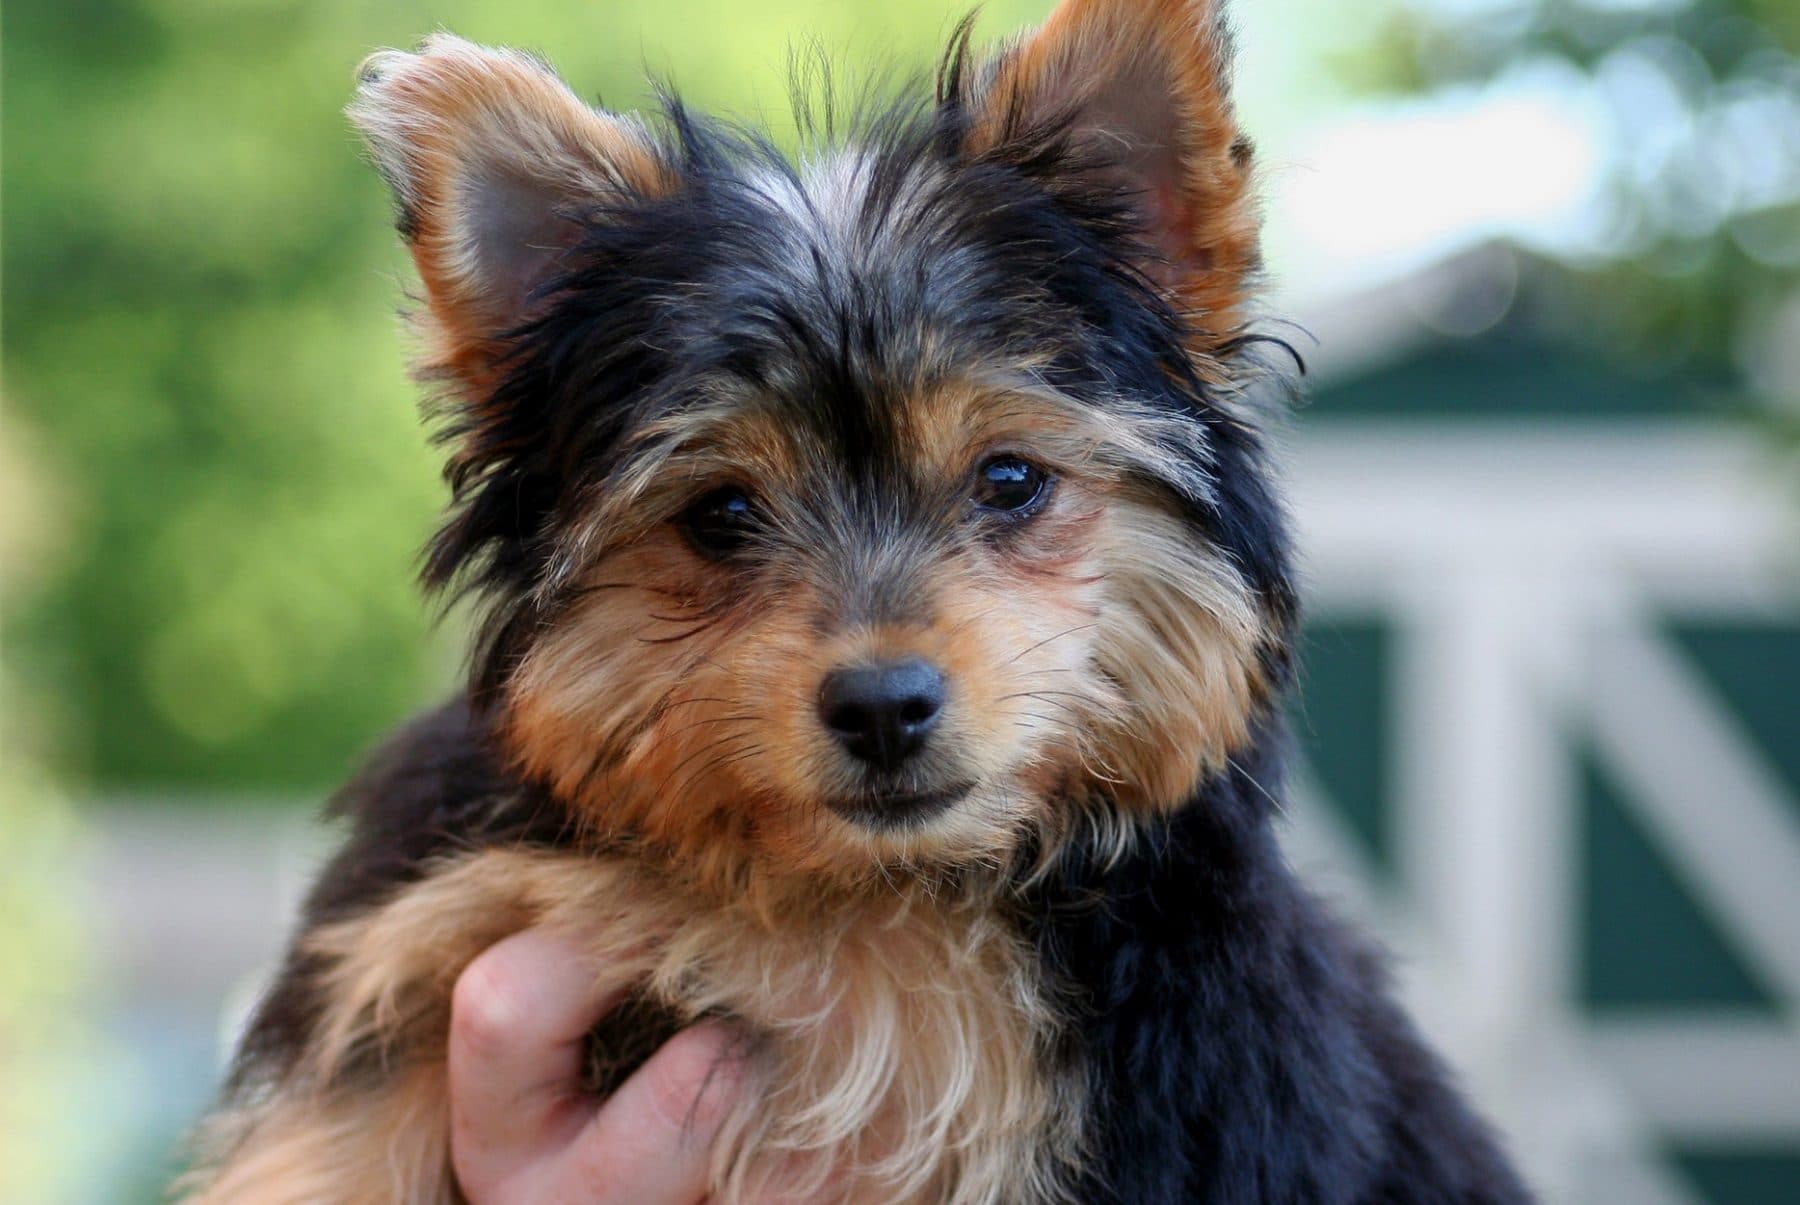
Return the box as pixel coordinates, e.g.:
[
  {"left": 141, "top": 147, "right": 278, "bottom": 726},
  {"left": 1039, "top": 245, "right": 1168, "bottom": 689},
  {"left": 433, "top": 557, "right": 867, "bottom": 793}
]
[
  {"left": 639, "top": 613, "right": 730, "bottom": 645},
  {"left": 648, "top": 731, "right": 760, "bottom": 800},
  {"left": 666, "top": 742, "right": 765, "bottom": 802},
  {"left": 995, "top": 689, "right": 1088, "bottom": 711},
  {"left": 1004, "top": 623, "right": 1098, "bottom": 666},
  {"left": 660, "top": 712, "right": 762, "bottom": 739},
  {"left": 1227, "top": 756, "right": 1286, "bottom": 817}
]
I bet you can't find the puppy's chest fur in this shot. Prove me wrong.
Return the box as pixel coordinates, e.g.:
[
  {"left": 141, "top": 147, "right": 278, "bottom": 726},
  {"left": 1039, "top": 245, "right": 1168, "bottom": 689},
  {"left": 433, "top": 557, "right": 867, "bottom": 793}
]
[{"left": 293, "top": 847, "right": 1082, "bottom": 1204}]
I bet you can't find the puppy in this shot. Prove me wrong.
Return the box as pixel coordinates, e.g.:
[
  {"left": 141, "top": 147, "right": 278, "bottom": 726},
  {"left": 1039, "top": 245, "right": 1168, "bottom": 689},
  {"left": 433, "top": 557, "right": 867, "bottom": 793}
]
[{"left": 181, "top": 1, "right": 1534, "bottom": 1200}]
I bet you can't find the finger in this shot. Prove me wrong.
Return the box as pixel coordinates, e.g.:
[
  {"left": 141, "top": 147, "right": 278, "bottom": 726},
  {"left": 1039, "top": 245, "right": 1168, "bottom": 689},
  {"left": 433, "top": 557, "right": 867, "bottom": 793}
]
[
  {"left": 448, "top": 927, "right": 620, "bottom": 1182},
  {"left": 545, "top": 1020, "right": 749, "bottom": 1204}
]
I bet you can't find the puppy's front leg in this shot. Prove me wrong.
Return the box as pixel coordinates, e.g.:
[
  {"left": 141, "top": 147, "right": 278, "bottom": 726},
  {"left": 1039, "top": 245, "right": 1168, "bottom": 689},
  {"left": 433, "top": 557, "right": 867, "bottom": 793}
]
[{"left": 182, "top": 849, "right": 662, "bottom": 1204}]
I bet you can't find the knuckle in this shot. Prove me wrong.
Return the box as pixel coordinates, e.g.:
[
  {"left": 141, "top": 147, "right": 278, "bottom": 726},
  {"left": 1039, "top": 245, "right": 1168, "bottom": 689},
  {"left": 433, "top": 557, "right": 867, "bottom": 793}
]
[
  {"left": 642, "top": 1025, "right": 743, "bottom": 1132},
  {"left": 450, "top": 949, "right": 530, "bottom": 1058}
]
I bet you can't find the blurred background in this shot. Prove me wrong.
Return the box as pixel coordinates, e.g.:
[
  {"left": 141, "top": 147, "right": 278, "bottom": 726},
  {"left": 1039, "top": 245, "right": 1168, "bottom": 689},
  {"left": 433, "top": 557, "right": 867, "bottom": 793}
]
[{"left": 4, "top": 0, "right": 1797, "bottom": 1200}]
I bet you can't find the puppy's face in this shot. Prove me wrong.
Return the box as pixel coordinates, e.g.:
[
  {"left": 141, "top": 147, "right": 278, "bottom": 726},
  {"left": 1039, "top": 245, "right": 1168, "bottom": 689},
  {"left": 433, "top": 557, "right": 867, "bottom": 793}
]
[
  {"left": 501, "top": 372, "right": 1273, "bottom": 876},
  {"left": 353, "top": 0, "right": 1294, "bottom": 880}
]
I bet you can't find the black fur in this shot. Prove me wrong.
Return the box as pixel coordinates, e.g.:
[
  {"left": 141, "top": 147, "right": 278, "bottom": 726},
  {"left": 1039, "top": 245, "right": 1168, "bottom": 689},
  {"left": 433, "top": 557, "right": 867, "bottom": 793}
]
[
  {"left": 224, "top": 701, "right": 566, "bottom": 1094},
  {"left": 1021, "top": 724, "right": 1532, "bottom": 1203},
  {"left": 219, "top": 28, "right": 1530, "bottom": 1204},
  {"left": 427, "top": 70, "right": 1295, "bottom": 701},
  {"left": 236, "top": 701, "right": 1531, "bottom": 1202}
]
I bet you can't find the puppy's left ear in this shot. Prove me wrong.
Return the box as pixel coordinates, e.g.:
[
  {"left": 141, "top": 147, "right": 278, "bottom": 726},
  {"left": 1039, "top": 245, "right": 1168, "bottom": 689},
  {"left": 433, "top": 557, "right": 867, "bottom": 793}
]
[{"left": 959, "top": 0, "right": 1259, "bottom": 355}]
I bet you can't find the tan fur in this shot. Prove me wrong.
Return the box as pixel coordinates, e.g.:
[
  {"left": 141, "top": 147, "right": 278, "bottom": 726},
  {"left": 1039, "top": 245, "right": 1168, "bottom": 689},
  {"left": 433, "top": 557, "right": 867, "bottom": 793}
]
[
  {"left": 502, "top": 505, "right": 1109, "bottom": 887},
  {"left": 183, "top": 1064, "right": 453, "bottom": 1205},
  {"left": 1093, "top": 487, "right": 1268, "bottom": 809},
  {"left": 349, "top": 35, "right": 670, "bottom": 400},
  {"left": 185, "top": 849, "right": 1081, "bottom": 1205},
  {"left": 499, "top": 372, "right": 1269, "bottom": 894},
  {"left": 186, "top": 5, "right": 1279, "bottom": 1201},
  {"left": 968, "top": 0, "right": 1260, "bottom": 363}
]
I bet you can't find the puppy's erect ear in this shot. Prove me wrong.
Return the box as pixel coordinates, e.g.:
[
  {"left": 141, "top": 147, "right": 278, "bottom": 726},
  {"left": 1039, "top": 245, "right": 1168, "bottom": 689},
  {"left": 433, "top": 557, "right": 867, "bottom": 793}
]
[
  {"left": 962, "top": 0, "right": 1259, "bottom": 354},
  {"left": 350, "top": 35, "right": 669, "bottom": 392}
]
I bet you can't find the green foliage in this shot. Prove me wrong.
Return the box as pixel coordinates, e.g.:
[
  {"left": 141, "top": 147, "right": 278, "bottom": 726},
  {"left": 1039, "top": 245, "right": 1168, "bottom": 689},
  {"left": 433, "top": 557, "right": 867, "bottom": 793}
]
[{"left": 2, "top": 0, "right": 1041, "bottom": 797}]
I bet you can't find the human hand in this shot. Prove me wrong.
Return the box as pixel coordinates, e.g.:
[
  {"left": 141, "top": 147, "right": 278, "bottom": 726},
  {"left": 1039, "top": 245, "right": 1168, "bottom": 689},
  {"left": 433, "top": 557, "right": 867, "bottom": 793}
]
[{"left": 448, "top": 927, "right": 745, "bottom": 1204}]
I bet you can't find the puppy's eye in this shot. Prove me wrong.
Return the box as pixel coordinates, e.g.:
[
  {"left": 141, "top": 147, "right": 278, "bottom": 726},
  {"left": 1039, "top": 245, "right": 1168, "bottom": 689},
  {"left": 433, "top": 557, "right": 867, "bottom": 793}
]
[
  {"left": 682, "top": 485, "right": 758, "bottom": 557},
  {"left": 971, "top": 456, "right": 1050, "bottom": 516}
]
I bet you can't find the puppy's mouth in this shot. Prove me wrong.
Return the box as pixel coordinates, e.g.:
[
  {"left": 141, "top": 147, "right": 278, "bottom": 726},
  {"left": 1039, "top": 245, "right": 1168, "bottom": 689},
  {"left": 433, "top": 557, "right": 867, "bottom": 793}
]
[{"left": 825, "top": 780, "right": 976, "bottom": 829}]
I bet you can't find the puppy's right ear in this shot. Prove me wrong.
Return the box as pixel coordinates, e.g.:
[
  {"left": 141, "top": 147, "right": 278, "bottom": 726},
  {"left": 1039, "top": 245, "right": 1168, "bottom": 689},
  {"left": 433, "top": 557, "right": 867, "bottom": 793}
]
[{"left": 350, "top": 35, "right": 669, "bottom": 393}]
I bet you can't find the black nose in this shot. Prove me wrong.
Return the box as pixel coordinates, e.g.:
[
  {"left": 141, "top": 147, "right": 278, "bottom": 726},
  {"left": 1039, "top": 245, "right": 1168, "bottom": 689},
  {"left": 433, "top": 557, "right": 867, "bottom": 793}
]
[{"left": 818, "top": 658, "right": 946, "bottom": 772}]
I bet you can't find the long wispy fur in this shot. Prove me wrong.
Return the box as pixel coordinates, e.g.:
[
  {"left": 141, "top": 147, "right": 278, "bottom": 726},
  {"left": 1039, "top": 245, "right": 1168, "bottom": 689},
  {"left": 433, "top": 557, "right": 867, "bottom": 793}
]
[{"left": 180, "top": 3, "right": 1532, "bottom": 1202}]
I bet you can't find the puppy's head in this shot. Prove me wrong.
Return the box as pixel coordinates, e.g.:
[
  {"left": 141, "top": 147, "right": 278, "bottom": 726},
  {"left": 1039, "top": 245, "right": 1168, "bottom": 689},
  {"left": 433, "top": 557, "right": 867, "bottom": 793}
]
[{"left": 352, "top": 0, "right": 1295, "bottom": 884}]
